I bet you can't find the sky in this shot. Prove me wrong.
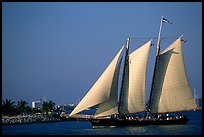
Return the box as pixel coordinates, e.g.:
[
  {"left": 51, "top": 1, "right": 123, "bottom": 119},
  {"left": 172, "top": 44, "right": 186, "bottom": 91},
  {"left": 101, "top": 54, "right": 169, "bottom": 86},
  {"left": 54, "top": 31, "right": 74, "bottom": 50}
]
[{"left": 2, "top": 2, "right": 202, "bottom": 106}]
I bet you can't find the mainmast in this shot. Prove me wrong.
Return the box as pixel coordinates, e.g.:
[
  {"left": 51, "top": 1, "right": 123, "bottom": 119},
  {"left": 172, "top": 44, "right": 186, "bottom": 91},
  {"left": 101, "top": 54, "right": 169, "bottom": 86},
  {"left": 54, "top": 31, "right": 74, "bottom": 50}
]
[
  {"left": 148, "top": 16, "right": 164, "bottom": 112},
  {"left": 118, "top": 38, "right": 130, "bottom": 115}
]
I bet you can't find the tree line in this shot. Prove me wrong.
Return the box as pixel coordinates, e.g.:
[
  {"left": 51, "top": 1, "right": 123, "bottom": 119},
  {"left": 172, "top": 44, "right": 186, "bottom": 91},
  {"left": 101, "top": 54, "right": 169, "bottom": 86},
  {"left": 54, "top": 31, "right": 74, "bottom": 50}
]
[{"left": 2, "top": 99, "right": 61, "bottom": 116}]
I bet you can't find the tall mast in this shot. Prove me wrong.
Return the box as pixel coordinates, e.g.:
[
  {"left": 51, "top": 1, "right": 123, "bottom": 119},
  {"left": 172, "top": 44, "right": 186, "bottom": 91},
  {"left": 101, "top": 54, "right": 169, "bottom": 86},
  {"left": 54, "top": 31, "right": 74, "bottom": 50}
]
[
  {"left": 148, "top": 16, "right": 164, "bottom": 112},
  {"left": 118, "top": 38, "right": 130, "bottom": 115}
]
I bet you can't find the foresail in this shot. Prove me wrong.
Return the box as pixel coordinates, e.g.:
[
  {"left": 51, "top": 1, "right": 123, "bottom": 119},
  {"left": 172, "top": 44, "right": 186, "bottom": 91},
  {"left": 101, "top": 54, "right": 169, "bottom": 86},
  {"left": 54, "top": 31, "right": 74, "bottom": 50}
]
[
  {"left": 119, "top": 40, "right": 151, "bottom": 115},
  {"left": 94, "top": 57, "right": 123, "bottom": 118},
  {"left": 150, "top": 38, "right": 197, "bottom": 114},
  {"left": 69, "top": 46, "right": 124, "bottom": 117}
]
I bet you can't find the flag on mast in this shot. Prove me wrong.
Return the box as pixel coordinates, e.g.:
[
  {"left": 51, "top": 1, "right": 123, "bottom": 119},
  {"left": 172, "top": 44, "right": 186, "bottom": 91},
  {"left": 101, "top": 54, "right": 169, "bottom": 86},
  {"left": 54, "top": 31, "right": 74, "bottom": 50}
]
[
  {"left": 181, "top": 39, "right": 187, "bottom": 44},
  {"left": 162, "top": 17, "right": 172, "bottom": 24}
]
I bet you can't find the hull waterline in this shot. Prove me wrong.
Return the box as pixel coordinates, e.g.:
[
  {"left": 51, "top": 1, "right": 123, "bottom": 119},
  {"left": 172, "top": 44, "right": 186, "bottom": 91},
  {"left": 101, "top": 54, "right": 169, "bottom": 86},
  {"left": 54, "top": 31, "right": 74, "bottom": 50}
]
[{"left": 89, "top": 116, "right": 189, "bottom": 127}]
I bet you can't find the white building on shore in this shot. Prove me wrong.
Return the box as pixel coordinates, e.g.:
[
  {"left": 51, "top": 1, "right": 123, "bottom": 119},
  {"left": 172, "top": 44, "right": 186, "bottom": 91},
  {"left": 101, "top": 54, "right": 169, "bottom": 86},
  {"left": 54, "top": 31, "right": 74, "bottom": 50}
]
[
  {"left": 32, "top": 96, "right": 46, "bottom": 109},
  {"left": 32, "top": 101, "right": 42, "bottom": 109}
]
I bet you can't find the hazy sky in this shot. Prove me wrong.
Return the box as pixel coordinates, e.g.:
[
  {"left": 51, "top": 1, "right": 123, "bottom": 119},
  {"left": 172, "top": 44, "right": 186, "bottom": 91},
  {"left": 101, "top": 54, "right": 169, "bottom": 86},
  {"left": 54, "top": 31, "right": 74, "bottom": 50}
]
[{"left": 2, "top": 2, "right": 202, "bottom": 106}]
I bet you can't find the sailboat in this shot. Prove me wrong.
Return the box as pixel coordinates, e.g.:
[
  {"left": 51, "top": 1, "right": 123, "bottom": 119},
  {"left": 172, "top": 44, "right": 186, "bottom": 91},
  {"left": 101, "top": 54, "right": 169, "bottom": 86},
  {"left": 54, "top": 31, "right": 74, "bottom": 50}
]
[{"left": 69, "top": 16, "right": 197, "bottom": 127}]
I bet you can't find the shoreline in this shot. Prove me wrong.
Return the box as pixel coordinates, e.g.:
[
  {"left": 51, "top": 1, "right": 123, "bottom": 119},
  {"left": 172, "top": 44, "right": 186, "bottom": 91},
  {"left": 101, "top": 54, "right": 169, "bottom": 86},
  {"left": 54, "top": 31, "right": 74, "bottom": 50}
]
[
  {"left": 2, "top": 114, "right": 90, "bottom": 126},
  {"left": 2, "top": 115, "right": 62, "bottom": 126},
  {"left": 2, "top": 109, "right": 202, "bottom": 126}
]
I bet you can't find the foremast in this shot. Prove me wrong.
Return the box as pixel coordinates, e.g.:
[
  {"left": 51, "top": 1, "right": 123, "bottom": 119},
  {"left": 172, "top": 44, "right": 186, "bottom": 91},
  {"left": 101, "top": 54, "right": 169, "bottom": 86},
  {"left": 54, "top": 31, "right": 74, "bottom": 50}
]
[{"left": 118, "top": 38, "right": 130, "bottom": 115}]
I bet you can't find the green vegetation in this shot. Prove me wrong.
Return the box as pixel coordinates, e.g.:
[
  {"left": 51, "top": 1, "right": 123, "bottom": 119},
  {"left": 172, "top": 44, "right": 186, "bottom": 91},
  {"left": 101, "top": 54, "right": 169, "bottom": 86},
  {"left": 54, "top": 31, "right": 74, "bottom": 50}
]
[
  {"left": 15, "top": 100, "right": 32, "bottom": 115},
  {"left": 2, "top": 99, "right": 60, "bottom": 117},
  {"left": 41, "top": 100, "right": 55, "bottom": 115},
  {"left": 2, "top": 99, "right": 15, "bottom": 116}
]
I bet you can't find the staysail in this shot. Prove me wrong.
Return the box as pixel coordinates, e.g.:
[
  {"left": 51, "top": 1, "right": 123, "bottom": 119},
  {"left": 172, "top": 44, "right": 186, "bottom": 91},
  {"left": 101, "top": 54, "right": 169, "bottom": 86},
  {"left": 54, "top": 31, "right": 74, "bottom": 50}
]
[
  {"left": 69, "top": 46, "right": 124, "bottom": 117},
  {"left": 119, "top": 40, "right": 152, "bottom": 115},
  {"left": 150, "top": 38, "right": 197, "bottom": 113},
  {"left": 94, "top": 57, "right": 123, "bottom": 118}
]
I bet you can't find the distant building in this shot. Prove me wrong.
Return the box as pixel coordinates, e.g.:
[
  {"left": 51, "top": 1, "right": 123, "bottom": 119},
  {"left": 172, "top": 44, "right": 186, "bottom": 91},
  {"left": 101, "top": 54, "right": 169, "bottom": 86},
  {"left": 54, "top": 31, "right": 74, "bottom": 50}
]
[
  {"left": 32, "top": 101, "right": 42, "bottom": 109},
  {"left": 57, "top": 104, "right": 75, "bottom": 111}
]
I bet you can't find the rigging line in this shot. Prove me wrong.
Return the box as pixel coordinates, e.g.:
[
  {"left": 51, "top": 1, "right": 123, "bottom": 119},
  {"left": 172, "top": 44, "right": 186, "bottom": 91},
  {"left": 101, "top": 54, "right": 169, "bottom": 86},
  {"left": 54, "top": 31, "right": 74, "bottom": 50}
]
[
  {"left": 161, "top": 41, "right": 172, "bottom": 46},
  {"left": 160, "top": 39, "right": 174, "bottom": 46},
  {"left": 131, "top": 37, "right": 158, "bottom": 39},
  {"left": 162, "top": 37, "right": 179, "bottom": 39},
  {"left": 130, "top": 37, "right": 178, "bottom": 39}
]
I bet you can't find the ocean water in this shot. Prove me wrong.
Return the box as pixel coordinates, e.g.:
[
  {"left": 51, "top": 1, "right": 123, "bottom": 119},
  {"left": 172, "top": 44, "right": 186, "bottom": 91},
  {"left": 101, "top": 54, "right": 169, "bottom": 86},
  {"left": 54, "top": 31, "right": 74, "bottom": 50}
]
[{"left": 2, "top": 110, "right": 202, "bottom": 135}]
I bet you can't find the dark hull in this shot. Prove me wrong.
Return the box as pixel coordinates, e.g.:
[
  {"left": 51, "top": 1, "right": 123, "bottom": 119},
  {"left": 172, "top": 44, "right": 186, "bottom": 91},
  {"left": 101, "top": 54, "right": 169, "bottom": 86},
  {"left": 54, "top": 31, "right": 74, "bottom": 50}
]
[{"left": 89, "top": 117, "right": 189, "bottom": 127}]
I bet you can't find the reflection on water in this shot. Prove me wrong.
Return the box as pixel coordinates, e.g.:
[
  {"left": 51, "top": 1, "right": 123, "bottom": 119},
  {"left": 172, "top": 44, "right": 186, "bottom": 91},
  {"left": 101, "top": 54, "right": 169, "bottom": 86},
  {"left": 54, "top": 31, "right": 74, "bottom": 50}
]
[
  {"left": 2, "top": 110, "right": 202, "bottom": 135},
  {"left": 86, "top": 123, "right": 201, "bottom": 135}
]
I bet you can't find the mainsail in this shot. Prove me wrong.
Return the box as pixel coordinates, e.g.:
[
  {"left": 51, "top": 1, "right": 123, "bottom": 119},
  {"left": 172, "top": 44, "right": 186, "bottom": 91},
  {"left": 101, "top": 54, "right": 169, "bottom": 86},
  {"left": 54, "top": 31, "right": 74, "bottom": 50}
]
[
  {"left": 119, "top": 40, "right": 152, "bottom": 115},
  {"left": 69, "top": 46, "right": 124, "bottom": 117},
  {"left": 150, "top": 38, "right": 197, "bottom": 113}
]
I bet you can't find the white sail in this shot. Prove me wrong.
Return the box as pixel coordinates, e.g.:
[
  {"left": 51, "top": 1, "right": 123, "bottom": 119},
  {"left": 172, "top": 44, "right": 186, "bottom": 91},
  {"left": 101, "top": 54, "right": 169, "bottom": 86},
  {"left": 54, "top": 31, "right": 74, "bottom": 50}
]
[
  {"left": 119, "top": 40, "right": 151, "bottom": 115},
  {"left": 150, "top": 38, "right": 197, "bottom": 113},
  {"left": 94, "top": 57, "right": 123, "bottom": 118},
  {"left": 69, "top": 46, "right": 124, "bottom": 117}
]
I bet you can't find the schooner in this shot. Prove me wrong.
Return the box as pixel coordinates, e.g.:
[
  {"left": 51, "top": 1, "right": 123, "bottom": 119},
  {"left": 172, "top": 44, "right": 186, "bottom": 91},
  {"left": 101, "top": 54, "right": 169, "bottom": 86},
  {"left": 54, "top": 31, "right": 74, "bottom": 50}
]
[{"left": 69, "top": 16, "right": 197, "bottom": 127}]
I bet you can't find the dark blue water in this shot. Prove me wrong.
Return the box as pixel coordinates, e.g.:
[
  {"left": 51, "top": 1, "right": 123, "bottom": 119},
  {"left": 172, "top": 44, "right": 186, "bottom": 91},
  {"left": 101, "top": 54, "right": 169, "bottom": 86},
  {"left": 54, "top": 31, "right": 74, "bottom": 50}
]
[{"left": 2, "top": 110, "right": 202, "bottom": 135}]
